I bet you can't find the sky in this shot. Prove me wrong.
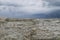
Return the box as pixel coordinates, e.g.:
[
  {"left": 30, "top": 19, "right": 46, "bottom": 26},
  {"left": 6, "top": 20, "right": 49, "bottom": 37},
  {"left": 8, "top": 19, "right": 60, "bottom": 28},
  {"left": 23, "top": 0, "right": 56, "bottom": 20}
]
[{"left": 0, "top": 0, "right": 60, "bottom": 18}]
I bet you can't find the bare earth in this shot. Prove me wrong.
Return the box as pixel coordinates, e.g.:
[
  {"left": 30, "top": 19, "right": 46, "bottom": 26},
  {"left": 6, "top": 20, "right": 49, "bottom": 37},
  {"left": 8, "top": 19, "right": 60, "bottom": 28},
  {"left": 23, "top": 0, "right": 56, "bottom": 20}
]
[{"left": 0, "top": 18, "right": 60, "bottom": 40}]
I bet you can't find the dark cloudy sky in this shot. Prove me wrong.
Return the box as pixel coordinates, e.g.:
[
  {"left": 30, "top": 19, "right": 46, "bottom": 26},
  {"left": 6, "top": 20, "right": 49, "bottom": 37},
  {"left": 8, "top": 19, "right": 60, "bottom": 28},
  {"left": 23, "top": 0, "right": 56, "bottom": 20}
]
[{"left": 0, "top": 0, "right": 60, "bottom": 18}]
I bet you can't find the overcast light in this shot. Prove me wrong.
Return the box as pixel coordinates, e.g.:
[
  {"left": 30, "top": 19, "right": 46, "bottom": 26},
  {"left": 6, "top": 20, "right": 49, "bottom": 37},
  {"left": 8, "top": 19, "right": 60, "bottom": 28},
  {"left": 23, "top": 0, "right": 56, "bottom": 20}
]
[{"left": 0, "top": 0, "right": 60, "bottom": 18}]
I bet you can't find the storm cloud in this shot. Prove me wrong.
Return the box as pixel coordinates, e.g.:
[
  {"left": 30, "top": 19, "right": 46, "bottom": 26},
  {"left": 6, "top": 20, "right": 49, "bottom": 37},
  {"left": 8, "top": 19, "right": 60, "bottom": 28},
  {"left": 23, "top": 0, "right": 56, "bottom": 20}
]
[
  {"left": 0, "top": 0, "right": 60, "bottom": 18},
  {"left": 43, "top": 0, "right": 60, "bottom": 6}
]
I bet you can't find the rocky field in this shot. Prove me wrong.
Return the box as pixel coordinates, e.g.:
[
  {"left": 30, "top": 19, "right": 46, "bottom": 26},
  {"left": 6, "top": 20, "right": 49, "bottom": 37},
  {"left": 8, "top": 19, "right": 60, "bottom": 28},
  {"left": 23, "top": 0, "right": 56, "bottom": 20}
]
[{"left": 0, "top": 18, "right": 60, "bottom": 40}]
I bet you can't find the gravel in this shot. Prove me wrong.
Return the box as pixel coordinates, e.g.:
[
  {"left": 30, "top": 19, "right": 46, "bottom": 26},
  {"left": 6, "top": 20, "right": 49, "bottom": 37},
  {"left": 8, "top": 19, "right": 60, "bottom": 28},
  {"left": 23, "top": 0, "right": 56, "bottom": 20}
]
[{"left": 0, "top": 19, "right": 60, "bottom": 40}]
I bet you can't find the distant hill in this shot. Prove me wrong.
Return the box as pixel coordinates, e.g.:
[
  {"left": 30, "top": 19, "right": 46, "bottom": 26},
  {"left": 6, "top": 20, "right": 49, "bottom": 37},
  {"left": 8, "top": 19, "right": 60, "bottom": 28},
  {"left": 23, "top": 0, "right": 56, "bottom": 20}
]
[{"left": 31, "top": 13, "right": 47, "bottom": 18}]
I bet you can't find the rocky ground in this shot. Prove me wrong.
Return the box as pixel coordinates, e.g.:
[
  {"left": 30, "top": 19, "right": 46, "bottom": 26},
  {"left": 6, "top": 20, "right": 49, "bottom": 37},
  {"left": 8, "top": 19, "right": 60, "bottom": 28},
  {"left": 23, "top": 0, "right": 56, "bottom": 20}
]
[{"left": 0, "top": 18, "right": 60, "bottom": 40}]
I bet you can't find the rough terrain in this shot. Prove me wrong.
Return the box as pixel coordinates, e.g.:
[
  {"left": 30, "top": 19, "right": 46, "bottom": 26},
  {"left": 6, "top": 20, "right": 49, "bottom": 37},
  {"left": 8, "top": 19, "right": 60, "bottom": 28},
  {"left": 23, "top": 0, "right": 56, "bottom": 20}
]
[{"left": 0, "top": 18, "right": 60, "bottom": 40}]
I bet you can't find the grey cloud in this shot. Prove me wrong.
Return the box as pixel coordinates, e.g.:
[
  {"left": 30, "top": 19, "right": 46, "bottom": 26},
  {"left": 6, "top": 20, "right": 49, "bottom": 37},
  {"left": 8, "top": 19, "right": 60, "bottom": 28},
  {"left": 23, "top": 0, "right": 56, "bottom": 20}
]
[
  {"left": 0, "top": 2, "right": 21, "bottom": 7},
  {"left": 31, "top": 9, "right": 60, "bottom": 18},
  {"left": 43, "top": 0, "right": 60, "bottom": 6},
  {"left": 45, "top": 9, "right": 60, "bottom": 18},
  {"left": 0, "top": 6, "right": 31, "bottom": 18},
  {"left": 0, "top": 0, "right": 60, "bottom": 18},
  {"left": 52, "top": 2, "right": 60, "bottom": 6}
]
